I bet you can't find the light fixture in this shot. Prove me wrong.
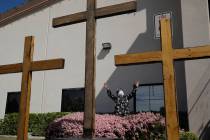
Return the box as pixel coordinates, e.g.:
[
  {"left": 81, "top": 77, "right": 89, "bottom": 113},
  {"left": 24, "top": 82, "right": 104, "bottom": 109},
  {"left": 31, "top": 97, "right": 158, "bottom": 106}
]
[{"left": 102, "top": 42, "right": 112, "bottom": 50}]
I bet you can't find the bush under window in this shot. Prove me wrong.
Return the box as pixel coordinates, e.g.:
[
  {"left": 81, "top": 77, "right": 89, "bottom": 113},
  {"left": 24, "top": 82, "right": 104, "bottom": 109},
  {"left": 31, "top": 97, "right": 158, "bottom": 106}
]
[{"left": 0, "top": 112, "right": 68, "bottom": 136}]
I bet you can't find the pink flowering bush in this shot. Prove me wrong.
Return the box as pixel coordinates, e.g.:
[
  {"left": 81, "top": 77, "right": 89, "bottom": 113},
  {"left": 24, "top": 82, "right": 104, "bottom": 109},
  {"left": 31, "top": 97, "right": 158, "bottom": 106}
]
[{"left": 45, "top": 112, "right": 165, "bottom": 140}]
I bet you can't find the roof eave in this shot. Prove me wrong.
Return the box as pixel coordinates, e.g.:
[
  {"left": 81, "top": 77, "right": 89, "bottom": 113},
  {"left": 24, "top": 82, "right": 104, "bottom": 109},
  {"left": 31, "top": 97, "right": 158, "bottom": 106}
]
[{"left": 0, "top": 0, "right": 62, "bottom": 27}]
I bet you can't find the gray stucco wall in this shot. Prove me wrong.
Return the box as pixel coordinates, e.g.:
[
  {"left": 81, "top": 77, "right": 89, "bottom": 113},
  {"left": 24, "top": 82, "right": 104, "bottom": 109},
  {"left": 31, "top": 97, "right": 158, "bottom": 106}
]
[{"left": 181, "top": 0, "right": 210, "bottom": 139}]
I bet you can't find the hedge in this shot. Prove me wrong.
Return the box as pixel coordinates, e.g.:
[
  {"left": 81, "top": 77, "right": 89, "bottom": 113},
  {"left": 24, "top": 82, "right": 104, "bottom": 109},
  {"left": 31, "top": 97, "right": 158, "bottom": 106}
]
[
  {"left": 0, "top": 112, "right": 199, "bottom": 140},
  {"left": 0, "top": 112, "right": 69, "bottom": 136}
]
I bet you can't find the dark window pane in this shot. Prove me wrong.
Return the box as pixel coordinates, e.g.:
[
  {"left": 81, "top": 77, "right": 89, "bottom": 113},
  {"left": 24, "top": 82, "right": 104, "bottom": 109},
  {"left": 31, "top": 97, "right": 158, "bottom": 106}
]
[
  {"left": 138, "top": 86, "right": 150, "bottom": 99},
  {"left": 151, "top": 85, "right": 164, "bottom": 99},
  {"left": 61, "top": 88, "right": 84, "bottom": 112},
  {"left": 150, "top": 100, "right": 164, "bottom": 112},
  {"left": 5, "top": 92, "right": 20, "bottom": 114},
  {"left": 135, "top": 84, "right": 164, "bottom": 113},
  {"left": 136, "top": 99, "right": 149, "bottom": 112}
]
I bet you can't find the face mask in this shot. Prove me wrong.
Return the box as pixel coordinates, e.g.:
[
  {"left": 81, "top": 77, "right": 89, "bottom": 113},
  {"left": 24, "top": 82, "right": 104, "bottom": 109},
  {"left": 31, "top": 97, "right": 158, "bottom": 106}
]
[{"left": 118, "top": 90, "right": 124, "bottom": 97}]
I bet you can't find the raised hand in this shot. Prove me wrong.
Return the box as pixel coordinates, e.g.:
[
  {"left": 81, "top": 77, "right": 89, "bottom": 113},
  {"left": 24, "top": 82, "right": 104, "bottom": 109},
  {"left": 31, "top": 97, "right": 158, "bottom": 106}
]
[
  {"left": 104, "top": 83, "right": 110, "bottom": 90},
  {"left": 134, "top": 81, "right": 140, "bottom": 87}
]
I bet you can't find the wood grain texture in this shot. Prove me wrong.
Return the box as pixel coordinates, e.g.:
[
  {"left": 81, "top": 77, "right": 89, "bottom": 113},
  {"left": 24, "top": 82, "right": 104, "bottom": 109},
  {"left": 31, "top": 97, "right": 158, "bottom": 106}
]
[
  {"left": 173, "top": 45, "right": 210, "bottom": 60},
  {"left": 115, "top": 51, "right": 162, "bottom": 66},
  {"left": 17, "top": 36, "right": 34, "bottom": 140},
  {"left": 95, "top": 1, "right": 136, "bottom": 19},
  {"left": 53, "top": 11, "right": 87, "bottom": 27},
  {"left": 161, "top": 19, "right": 179, "bottom": 140},
  {"left": 0, "top": 59, "right": 64, "bottom": 74},
  {"left": 0, "top": 63, "right": 22, "bottom": 74},
  {"left": 83, "top": 0, "right": 96, "bottom": 137},
  {"left": 115, "top": 45, "right": 210, "bottom": 65},
  {"left": 53, "top": 1, "right": 136, "bottom": 27},
  {"left": 31, "top": 58, "right": 65, "bottom": 71}
]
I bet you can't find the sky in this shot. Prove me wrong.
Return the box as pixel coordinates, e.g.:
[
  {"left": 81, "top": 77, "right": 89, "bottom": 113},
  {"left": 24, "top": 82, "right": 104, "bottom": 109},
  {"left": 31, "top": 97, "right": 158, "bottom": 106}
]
[{"left": 0, "top": 0, "right": 26, "bottom": 13}]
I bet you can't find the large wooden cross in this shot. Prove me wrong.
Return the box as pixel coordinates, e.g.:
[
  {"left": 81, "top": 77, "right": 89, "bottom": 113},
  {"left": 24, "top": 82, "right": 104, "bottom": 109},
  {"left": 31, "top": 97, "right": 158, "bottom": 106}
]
[
  {"left": 0, "top": 36, "right": 65, "bottom": 140},
  {"left": 52, "top": 0, "right": 137, "bottom": 137},
  {"left": 115, "top": 18, "right": 210, "bottom": 140}
]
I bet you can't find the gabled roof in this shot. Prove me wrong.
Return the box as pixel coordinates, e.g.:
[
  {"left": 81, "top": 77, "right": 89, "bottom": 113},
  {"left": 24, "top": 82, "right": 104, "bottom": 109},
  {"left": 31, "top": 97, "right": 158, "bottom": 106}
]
[{"left": 0, "top": 0, "right": 62, "bottom": 27}]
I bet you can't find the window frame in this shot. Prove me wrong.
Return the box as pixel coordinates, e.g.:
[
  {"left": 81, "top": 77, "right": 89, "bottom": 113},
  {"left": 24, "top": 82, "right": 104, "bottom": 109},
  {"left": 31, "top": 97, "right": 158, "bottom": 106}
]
[
  {"left": 61, "top": 87, "right": 85, "bottom": 112},
  {"left": 134, "top": 83, "right": 164, "bottom": 113}
]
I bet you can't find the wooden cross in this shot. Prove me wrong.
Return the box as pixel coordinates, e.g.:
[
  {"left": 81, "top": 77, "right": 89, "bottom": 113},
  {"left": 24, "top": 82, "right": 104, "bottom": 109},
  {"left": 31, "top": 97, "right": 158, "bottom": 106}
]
[
  {"left": 115, "top": 18, "right": 210, "bottom": 140},
  {"left": 52, "top": 0, "right": 137, "bottom": 137},
  {"left": 0, "top": 36, "right": 65, "bottom": 140}
]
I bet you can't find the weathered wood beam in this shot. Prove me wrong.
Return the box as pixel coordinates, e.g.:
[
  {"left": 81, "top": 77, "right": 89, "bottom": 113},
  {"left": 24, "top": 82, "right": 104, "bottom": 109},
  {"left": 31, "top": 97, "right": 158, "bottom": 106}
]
[
  {"left": 173, "top": 45, "right": 210, "bottom": 60},
  {"left": 83, "top": 0, "right": 96, "bottom": 137},
  {"left": 115, "top": 51, "right": 162, "bottom": 66},
  {"left": 114, "top": 45, "right": 210, "bottom": 66},
  {"left": 31, "top": 58, "right": 65, "bottom": 71},
  {"left": 161, "top": 19, "right": 179, "bottom": 140},
  {"left": 95, "top": 1, "right": 137, "bottom": 19},
  {"left": 53, "top": 11, "right": 87, "bottom": 27},
  {"left": 0, "top": 63, "right": 22, "bottom": 74},
  {"left": 17, "top": 36, "right": 34, "bottom": 140},
  {"left": 53, "top": 1, "right": 136, "bottom": 27},
  {"left": 0, "top": 59, "right": 64, "bottom": 74}
]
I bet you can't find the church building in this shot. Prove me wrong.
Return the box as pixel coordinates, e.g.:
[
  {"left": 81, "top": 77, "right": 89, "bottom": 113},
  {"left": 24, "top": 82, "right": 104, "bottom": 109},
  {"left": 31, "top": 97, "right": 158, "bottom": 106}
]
[{"left": 0, "top": 0, "right": 209, "bottom": 139}]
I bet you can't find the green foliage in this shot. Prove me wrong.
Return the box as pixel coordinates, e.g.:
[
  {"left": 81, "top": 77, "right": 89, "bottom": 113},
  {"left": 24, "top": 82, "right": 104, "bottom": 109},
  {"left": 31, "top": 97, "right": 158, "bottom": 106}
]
[
  {"left": 0, "top": 113, "right": 18, "bottom": 135},
  {"left": 29, "top": 112, "right": 69, "bottom": 136},
  {"left": 0, "top": 112, "right": 69, "bottom": 136},
  {"left": 0, "top": 119, "right": 4, "bottom": 134},
  {"left": 180, "top": 131, "right": 199, "bottom": 140}
]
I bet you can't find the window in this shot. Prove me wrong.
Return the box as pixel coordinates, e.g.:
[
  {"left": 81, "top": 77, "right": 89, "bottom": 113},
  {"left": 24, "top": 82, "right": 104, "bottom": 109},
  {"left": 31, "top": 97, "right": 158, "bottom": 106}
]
[
  {"left": 135, "top": 84, "right": 164, "bottom": 113},
  {"left": 5, "top": 91, "right": 20, "bottom": 114},
  {"left": 61, "top": 88, "right": 85, "bottom": 112}
]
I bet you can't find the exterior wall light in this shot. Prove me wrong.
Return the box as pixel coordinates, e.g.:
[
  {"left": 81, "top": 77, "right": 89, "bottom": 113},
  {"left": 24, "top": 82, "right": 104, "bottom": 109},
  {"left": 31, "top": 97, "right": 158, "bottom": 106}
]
[{"left": 102, "top": 42, "right": 112, "bottom": 50}]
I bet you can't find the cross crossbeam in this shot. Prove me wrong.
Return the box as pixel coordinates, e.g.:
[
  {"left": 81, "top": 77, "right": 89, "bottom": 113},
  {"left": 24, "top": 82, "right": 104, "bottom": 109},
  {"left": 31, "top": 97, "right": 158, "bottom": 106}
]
[
  {"left": 115, "top": 18, "right": 210, "bottom": 140},
  {"left": 53, "top": 1, "right": 136, "bottom": 27},
  {"left": 52, "top": 0, "right": 137, "bottom": 137},
  {"left": 115, "top": 46, "right": 210, "bottom": 65},
  {"left": 0, "top": 36, "right": 65, "bottom": 140},
  {"left": 0, "top": 59, "right": 64, "bottom": 74}
]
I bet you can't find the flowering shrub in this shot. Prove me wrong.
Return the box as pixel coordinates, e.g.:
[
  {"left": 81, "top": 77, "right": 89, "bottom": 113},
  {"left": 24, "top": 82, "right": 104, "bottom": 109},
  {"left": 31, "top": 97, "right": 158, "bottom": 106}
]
[{"left": 46, "top": 112, "right": 165, "bottom": 139}]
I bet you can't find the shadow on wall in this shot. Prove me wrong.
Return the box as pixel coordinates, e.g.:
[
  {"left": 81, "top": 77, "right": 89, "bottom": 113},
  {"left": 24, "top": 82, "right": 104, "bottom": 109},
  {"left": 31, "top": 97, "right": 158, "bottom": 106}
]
[
  {"left": 97, "top": 49, "right": 110, "bottom": 60},
  {"left": 200, "top": 120, "right": 210, "bottom": 140},
  {"left": 95, "top": 0, "right": 187, "bottom": 120},
  {"left": 188, "top": 63, "right": 210, "bottom": 139}
]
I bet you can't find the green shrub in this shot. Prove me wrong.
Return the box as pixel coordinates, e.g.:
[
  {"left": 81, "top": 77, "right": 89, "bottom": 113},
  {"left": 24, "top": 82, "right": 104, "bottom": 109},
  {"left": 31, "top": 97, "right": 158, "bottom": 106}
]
[
  {"left": 0, "top": 112, "right": 69, "bottom": 136},
  {"left": 0, "top": 119, "right": 4, "bottom": 134},
  {"left": 0, "top": 113, "right": 18, "bottom": 135},
  {"left": 180, "top": 131, "right": 199, "bottom": 140},
  {"left": 29, "top": 112, "right": 69, "bottom": 136}
]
